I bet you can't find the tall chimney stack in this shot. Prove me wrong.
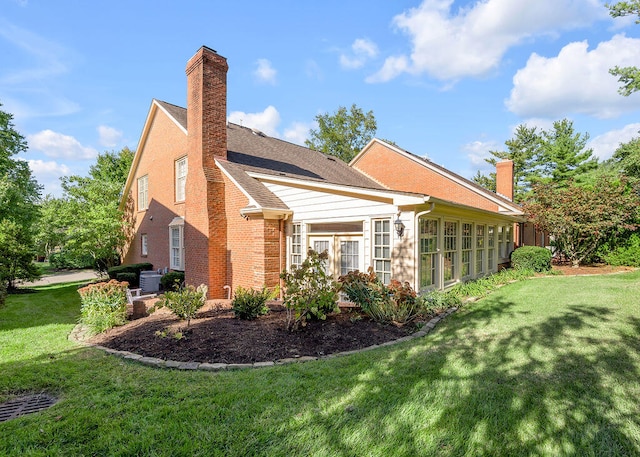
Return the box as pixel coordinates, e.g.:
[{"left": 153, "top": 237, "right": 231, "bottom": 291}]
[
  {"left": 184, "top": 46, "right": 229, "bottom": 298},
  {"left": 496, "top": 160, "right": 514, "bottom": 201}
]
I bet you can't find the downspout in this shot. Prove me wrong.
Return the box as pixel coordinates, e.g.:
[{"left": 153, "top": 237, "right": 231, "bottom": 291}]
[
  {"left": 279, "top": 215, "right": 289, "bottom": 301},
  {"left": 414, "top": 203, "right": 436, "bottom": 292}
]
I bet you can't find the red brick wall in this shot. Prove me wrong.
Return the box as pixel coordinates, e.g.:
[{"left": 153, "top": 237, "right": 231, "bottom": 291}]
[
  {"left": 496, "top": 160, "right": 514, "bottom": 201},
  {"left": 354, "top": 142, "right": 499, "bottom": 212},
  {"left": 184, "top": 46, "right": 229, "bottom": 298},
  {"left": 122, "top": 106, "right": 187, "bottom": 271}
]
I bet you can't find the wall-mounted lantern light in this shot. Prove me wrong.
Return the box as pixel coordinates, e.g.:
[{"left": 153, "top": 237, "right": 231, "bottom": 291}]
[{"left": 394, "top": 216, "right": 405, "bottom": 238}]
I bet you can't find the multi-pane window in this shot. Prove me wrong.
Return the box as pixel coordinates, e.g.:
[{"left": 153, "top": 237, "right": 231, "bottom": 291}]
[
  {"left": 141, "top": 233, "right": 148, "bottom": 257},
  {"left": 373, "top": 219, "right": 391, "bottom": 284},
  {"left": 137, "top": 175, "right": 148, "bottom": 211},
  {"left": 169, "top": 218, "right": 184, "bottom": 271},
  {"left": 461, "top": 223, "right": 472, "bottom": 278},
  {"left": 443, "top": 221, "right": 457, "bottom": 283},
  {"left": 488, "top": 226, "right": 495, "bottom": 271},
  {"left": 419, "top": 218, "right": 438, "bottom": 289},
  {"left": 175, "top": 156, "right": 187, "bottom": 202},
  {"left": 290, "top": 223, "right": 302, "bottom": 269},
  {"left": 340, "top": 240, "right": 359, "bottom": 276},
  {"left": 476, "top": 224, "right": 485, "bottom": 275},
  {"left": 505, "top": 224, "right": 513, "bottom": 258}
]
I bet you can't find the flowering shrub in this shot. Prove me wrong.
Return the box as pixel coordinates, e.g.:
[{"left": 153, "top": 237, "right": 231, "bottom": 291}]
[
  {"left": 339, "top": 269, "right": 421, "bottom": 325},
  {"left": 77, "top": 280, "right": 128, "bottom": 334},
  {"left": 153, "top": 284, "right": 207, "bottom": 328},
  {"left": 280, "top": 249, "right": 339, "bottom": 331}
]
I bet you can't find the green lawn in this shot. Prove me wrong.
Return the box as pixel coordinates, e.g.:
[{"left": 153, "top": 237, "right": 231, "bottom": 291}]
[{"left": 1, "top": 272, "right": 639, "bottom": 456}]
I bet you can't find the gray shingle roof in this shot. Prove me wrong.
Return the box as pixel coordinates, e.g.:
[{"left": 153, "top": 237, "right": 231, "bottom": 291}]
[{"left": 154, "top": 100, "right": 385, "bottom": 211}]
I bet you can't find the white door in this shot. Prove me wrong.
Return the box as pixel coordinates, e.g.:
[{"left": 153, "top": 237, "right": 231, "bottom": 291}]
[{"left": 309, "top": 235, "right": 363, "bottom": 279}]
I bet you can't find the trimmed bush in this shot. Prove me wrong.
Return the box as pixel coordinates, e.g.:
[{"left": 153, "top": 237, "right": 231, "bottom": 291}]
[
  {"left": 115, "top": 272, "right": 136, "bottom": 286},
  {"left": 232, "top": 286, "right": 276, "bottom": 320},
  {"left": 604, "top": 233, "right": 640, "bottom": 267},
  {"left": 77, "top": 280, "right": 128, "bottom": 334},
  {"left": 107, "top": 263, "right": 153, "bottom": 288},
  {"left": 280, "top": 249, "right": 339, "bottom": 331},
  {"left": 153, "top": 284, "right": 207, "bottom": 328},
  {"left": 160, "top": 271, "right": 185, "bottom": 291},
  {"left": 49, "top": 251, "right": 94, "bottom": 270},
  {"left": 511, "top": 246, "right": 552, "bottom": 272}
]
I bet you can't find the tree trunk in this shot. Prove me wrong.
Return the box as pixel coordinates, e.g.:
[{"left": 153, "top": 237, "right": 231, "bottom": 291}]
[{"left": 572, "top": 259, "right": 580, "bottom": 268}]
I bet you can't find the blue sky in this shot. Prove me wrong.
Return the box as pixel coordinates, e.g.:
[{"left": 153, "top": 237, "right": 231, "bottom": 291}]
[{"left": 2, "top": 0, "right": 640, "bottom": 196}]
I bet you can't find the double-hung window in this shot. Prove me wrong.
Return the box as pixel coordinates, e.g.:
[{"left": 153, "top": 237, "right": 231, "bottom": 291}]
[
  {"left": 137, "top": 175, "right": 148, "bottom": 211},
  {"left": 476, "top": 224, "right": 485, "bottom": 275},
  {"left": 487, "top": 226, "right": 495, "bottom": 270},
  {"left": 419, "top": 218, "right": 438, "bottom": 289},
  {"left": 169, "top": 217, "right": 185, "bottom": 271},
  {"left": 461, "top": 223, "right": 472, "bottom": 278},
  {"left": 373, "top": 219, "right": 391, "bottom": 284},
  {"left": 290, "top": 223, "right": 302, "bottom": 269},
  {"left": 175, "top": 156, "right": 187, "bottom": 202},
  {"left": 443, "top": 221, "right": 457, "bottom": 283}
]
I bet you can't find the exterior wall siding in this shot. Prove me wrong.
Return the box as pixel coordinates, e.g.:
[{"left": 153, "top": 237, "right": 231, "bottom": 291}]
[
  {"left": 354, "top": 142, "right": 500, "bottom": 212},
  {"left": 122, "top": 108, "right": 187, "bottom": 272}
]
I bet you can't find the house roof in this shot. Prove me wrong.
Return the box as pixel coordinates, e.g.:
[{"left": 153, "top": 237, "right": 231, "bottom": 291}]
[{"left": 351, "top": 138, "right": 523, "bottom": 215}]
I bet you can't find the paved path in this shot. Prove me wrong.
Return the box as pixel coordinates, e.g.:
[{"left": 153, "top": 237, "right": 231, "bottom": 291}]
[{"left": 21, "top": 270, "right": 103, "bottom": 287}]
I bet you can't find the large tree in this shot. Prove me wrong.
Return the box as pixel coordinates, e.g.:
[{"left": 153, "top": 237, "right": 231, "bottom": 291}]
[
  {"left": 0, "top": 103, "right": 41, "bottom": 288},
  {"left": 523, "top": 177, "right": 639, "bottom": 267},
  {"left": 305, "top": 104, "right": 377, "bottom": 162},
  {"left": 53, "top": 148, "right": 134, "bottom": 273},
  {"left": 608, "top": 1, "right": 640, "bottom": 95},
  {"left": 473, "top": 120, "right": 596, "bottom": 200},
  {"left": 539, "top": 119, "right": 598, "bottom": 185}
]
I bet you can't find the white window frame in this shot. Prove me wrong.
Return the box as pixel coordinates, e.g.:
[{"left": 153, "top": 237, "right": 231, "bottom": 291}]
[
  {"left": 175, "top": 156, "right": 187, "bottom": 202},
  {"left": 169, "top": 217, "right": 185, "bottom": 271},
  {"left": 419, "top": 218, "right": 439, "bottom": 290},
  {"left": 137, "top": 175, "right": 148, "bottom": 211},
  {"left": 141, "top": 233, "right": 148, "bottom": 257},
  {"left": 443, "top": 220, "right": 457, "bottom": 284},
  {"left": 372, "top": 218, "right": 391, "bottom": 285},
  {"left": 476, "top": 224, "right": 486, "bottom": 276},
  {"left": 461, "top": 222, "right": 473, "bottom": 279},
  {"left": 290, "top": 223, "right": 302, "bottom": 269}
]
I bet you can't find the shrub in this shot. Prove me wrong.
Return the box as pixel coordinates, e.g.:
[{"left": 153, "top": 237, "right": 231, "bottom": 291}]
[
  {"left": 49, "top": 251, "right": 94, "bottom": 270},
  {"left": 232, "top": 286, "right": 276, "bottom": 320},
  {"left": 280, "top": 249, "right": 339, "bottom": 331},
  {"left": 0, "top": 281, "right": 7, "bottom": 309},
  {"left": 339, "top": 268, "right": 385, "bottom": 314},
  {"left": 604, "top": 233, "right": 640, "bottom": 267},
  {"left": 339, "top": 268, "right": 422, "bottom": 325},
  {"left": 107, "top": 263, "right": 153, "bottom": 288},
  {"left": 160, "top": 271, "right": 185, "bottom": 291},
  {"left": 511, "top": 246, "right": 552, "bottom": 272},
  {"left": 419, "top": 290, "right": 461, "bottom": 314},
  {"left": 77, "top": 280, "right": 128, "bottom": 334},
  {"left": 116, "top": 272, "right": 136, "bottom": 286},
  {"left": 153, "top": 284, "right": 207, "bottom": 328}
]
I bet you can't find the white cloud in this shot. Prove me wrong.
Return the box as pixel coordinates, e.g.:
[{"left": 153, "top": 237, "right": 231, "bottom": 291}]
[
  {"left": 254, "top": 59, "right": 277, "bottom": 85},
  {"left": 283, "top": 122, "right": 313, "bottom": 145},
  {"left": 588, "top": 123, "right": 640, "bottom": 160},
  {"left": 228, "top": 106, "right": 281, "bottom": 137},
  {"left": 27, "top": 159, "right": 71, "bottom": 197},
  {"left": 368, "top": 0, "right": 605, "bottom": 82},
  {"left": 28, "top": 130, "right": 98, "bottom": 160},
  {"left": 98, "top": 125, "right": 123, "bottom": 147},
  {"left": 507, "top": 35, "right": 640, "bottom": 119},
  {"left": 340, "top": 38, "right": 378, "bottom": 69},
  {"left": 463, "top": 139, "right": 500, "bottom": 166}
]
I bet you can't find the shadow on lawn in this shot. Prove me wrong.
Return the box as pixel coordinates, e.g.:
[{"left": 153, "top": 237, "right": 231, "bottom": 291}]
[{"left": 263, "top": 292, "right": 640, "bottom": 455}]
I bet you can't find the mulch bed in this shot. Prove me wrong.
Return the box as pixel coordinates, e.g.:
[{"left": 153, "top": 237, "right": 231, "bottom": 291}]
[{"left": 87, "top": 303, "right": 423, "bottom": 364}]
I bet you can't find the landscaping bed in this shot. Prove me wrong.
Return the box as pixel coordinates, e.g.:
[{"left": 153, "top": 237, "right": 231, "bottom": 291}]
[{"left": 87, "top": 302, "right": 423, "bottom": 364}]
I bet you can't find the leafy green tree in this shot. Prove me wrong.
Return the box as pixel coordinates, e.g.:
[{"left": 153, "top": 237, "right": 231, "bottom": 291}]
[
  {"left": 539, "top": 119, "right": 598, "bottom": 185},
  {"left": 57, "top": 148, "right": 134, "bottom": 273},
  {"left": 305, "top": 104, "right": 377, "bottom": 162},
  {"left": 607, "top": 1, "right": 640, "bottom": 95},
  {"left": 523, "top": 177, "right": 639, "bottom": 267},
  {"left": 612, "top": 136, "right": 640, "bottom": 181},
  {"left": 0, "top": 103, "right": 41, "bottom": 288},
  {"left": 34, "top": 195, "right": 68, "bottom": 260},
  {"left": 475, "top": 124, "right": 543, "bottom": 202}
]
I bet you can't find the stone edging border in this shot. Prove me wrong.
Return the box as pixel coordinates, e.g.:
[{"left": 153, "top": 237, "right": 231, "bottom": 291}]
[{"left": 68, "top": 306, "right": 460, "bottom": 372}]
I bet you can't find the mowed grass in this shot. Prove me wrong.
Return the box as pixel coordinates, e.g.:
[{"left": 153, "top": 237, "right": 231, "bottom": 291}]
[{"left": 1, "top": 272, "right": 639, "bottom": 456}]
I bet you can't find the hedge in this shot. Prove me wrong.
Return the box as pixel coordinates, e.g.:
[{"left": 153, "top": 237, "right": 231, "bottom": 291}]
[
  {"left": 107, "top": 263, "right": 153, "bottom": 288},
  {"left": 511, "top": 246, "right": 552, "bottom": 272}
]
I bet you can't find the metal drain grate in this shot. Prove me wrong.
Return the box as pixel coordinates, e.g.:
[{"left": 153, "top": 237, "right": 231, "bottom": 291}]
[{"left": 0, "top": 393, "right": 58, "bottom": 422}]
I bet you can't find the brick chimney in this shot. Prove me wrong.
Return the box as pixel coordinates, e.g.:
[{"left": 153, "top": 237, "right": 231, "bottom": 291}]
[
  {"left": 496, "top": 159, "right": 514, "bottom": 201},
  {"left": 184, "top": 46, "right": 229, "bottom": 298}
]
